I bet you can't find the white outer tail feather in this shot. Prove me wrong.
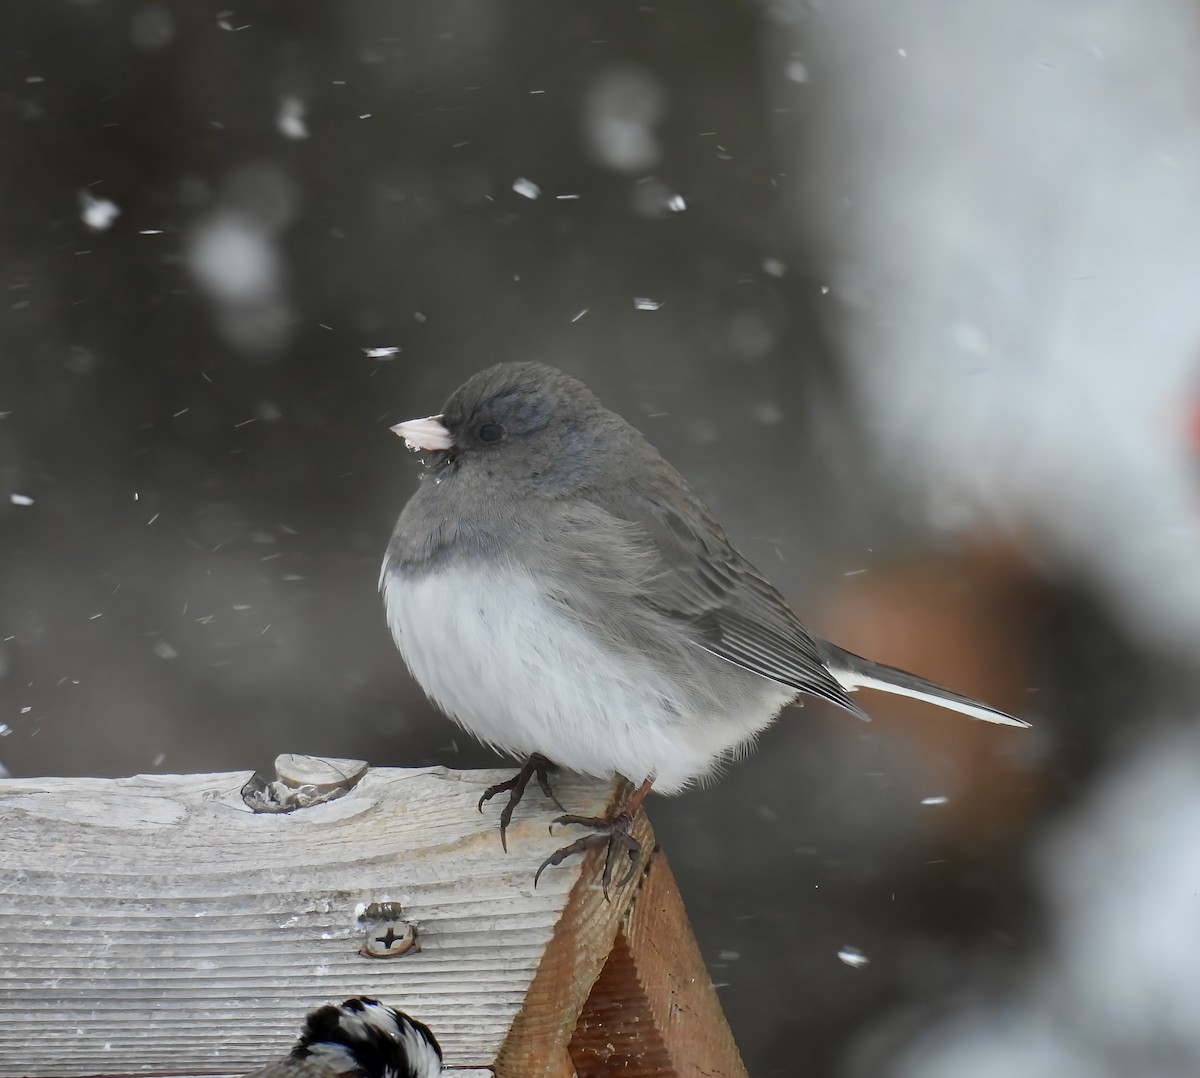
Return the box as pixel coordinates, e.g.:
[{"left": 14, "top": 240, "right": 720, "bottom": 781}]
[{"left": 826, "top": 657, "right": 1031, "bottom": 729}]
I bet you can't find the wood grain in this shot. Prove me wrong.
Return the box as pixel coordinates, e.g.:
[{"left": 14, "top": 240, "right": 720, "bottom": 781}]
[
  {"left": 0, "top": 765, "right": 619, "bottom": 1077},
  {"left": 615, "top": 855, "right": 748, "bottom": 1078},
  {"left": 494, "top": 780, "right": 653, "bottom": 1077}
]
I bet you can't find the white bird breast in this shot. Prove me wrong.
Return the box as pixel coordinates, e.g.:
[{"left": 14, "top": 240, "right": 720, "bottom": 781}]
[{"left": 381, "top": 564, "right": 783, "bottom": 793}]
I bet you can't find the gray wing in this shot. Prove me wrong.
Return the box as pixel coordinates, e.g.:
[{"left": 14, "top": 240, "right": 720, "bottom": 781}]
[{"left": 590, "top": 483, "right": 869, "bottom": 720}]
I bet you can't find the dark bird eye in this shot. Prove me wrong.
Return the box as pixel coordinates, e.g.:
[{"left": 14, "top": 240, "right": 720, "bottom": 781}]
[{"left": 478, "top": 423, "right": 504, "bottom": 442}]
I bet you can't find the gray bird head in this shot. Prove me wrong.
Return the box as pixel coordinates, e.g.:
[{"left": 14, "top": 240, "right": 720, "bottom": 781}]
[{"left": 391, "top": 362, "right": 625, "bottom": 496}]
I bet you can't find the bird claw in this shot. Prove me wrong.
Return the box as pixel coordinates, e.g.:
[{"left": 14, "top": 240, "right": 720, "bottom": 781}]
[
  {"left": 533, "top": 810, "right": 642, "bottom": 899},
  {"left": 477, "top": 754, "right": 564, "bottom": 852}
]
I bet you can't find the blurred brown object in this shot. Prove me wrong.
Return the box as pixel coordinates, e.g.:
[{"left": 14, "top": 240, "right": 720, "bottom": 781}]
[{"left": 817, "top": 540, "right": 1044, "bottom": 843}]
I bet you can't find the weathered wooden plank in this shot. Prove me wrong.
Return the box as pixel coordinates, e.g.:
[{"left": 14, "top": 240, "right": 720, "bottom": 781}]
[
  {"left": 495, "top": 781, "right": 653, "bottom": 1077},
  {"left": 618, "top": 855, "right": 747, "bottom": 1077},
  {"left": 566, "top": 852, "right": 748, "bottom": 1077},
  {"left": 0, "top": 765, "right": 621, "bottom": 1077}
]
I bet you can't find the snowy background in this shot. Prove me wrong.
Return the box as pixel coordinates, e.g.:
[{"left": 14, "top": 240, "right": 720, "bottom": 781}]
[{"left": 3, "top": 1, "right": 1200, "bottom": 1074}]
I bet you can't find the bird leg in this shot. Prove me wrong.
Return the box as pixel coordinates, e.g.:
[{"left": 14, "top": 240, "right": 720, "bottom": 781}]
[
  {"left": 534, "top": 775, "right": 654, "bottom": 898},
  {"left": 478, "top": 753, "right": 564, "bottom": 852}
]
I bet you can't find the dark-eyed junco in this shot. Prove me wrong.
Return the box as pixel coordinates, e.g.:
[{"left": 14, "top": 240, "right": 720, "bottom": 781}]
[
  {"left": 381, "top": 363, "right": 1028, "bottom": 887},
  {"left": 245, "top": 996, "right": 442, "bottom": 1078}
]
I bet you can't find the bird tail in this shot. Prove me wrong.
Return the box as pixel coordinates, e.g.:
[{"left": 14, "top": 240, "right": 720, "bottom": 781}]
[{"left": 818, "top": 642, "right": 1030, "bottom": 728}]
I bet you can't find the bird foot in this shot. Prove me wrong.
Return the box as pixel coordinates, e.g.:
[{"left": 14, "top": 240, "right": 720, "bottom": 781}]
[
  {"left": 534, "top": 808, "right": 643, "bottom": 898},
  {"left": 478, "top": 754, "right": 564, "bottom": 852}
]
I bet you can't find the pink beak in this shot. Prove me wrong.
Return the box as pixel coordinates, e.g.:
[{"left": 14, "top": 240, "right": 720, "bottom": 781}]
[{"left": 391, "top": 414, "right": 453, "bottom": 452}]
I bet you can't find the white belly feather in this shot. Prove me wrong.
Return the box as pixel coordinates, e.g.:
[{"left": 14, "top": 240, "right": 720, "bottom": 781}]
[{"left": 382, "top": 565, "right": 781, "bottom": 793}]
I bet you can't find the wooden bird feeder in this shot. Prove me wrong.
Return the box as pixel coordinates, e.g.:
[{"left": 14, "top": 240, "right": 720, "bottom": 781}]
[{"left": 0, "top": 760, "right": 746, "bottom": 1077}]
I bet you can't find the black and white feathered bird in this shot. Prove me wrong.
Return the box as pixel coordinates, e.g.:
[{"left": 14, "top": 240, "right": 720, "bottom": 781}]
[{"left": 244, "top": 997, "right": 442, "bottom": 1078}]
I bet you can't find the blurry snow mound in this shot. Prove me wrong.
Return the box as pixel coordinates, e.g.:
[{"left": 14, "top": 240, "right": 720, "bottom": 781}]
[
  {"left": 890, "top": 1009, "right": 1096, "bottom": 1078},
  {"left": 887, "top": 725, "right": 1200, "bottom": 1077},
  {"left": 1042, "top": 729, "right": 1200, "bottom": 1050},
  {"left": 781, "top": 0, "right": 1200, "bottom": 657},
  {"left": 185, "top": 162, "right": 298, "bottom": 355},
  {"left": 584, "top": 66, "right": 666, "bottom": 174}
]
